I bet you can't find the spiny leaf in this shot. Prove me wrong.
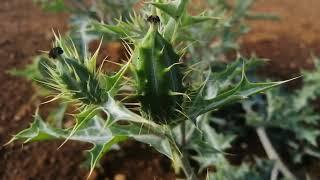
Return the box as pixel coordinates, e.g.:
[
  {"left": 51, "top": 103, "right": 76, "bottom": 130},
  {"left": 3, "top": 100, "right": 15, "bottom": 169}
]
[
  {"left": 59, "top": 105, "right": 100, "bottom": 148},
  {"left": 90, "top": 117, "right": 172, "bottom": 174},
  {"left": 8, "top": 108, "right": 172, "bottom": 177},
  {"left": 150, "top": 0, "right": 188, "bottom": 20},
  {"left": 294, "top": 58, "right": 320, "bottom": 109},
  {"left": 181, "top": 14, "right": 219, "bottom": 27},
  {"left": 135, "top": 134, "right": 173, "bottom": 159},
  {"left": 102, "top": 95, "right": 160, "bottom": 128},
  {"left": 101, "top": 95, "right": 175, "bottom": 159},
  {"left": 174, "top": 114, "right": 233, "bottom": 173},
  {"left": 298, "top": 129, "right": 320, "bottom": 147},
  {"left": 99, "top": 59, "right": 131, "bottom": 96},
  {"left": 109, "top": 123, "right": 174, "bottom": 160},
  {"left": 208, "top": 158, "right": 274, "bottom": 180},
  {"left": 255, "top": 87, "right": 320, "bottom": 147},
  {"left": 7, "top": 57, "right": 41, "bottom": 80},
  {"left": 86, "top": 136, "right": 128, "bottom": 178},
  {"left": 85, "top": 39, "right": 102, "bottom": 74},
  {"left": 131, "top": 24, "right": 184, "bottom": 123},
  {"left": 8, "top": 112, "right": 123, "bottom": 179},
  {"left": 91, "top": 22, "right": 132, "bottom": 39},
  {"left": 90, "top": 13, "right": 147, "bottom": 41},
  {"left": 55, "top": 57, "right": 106, "bottom": 104},
  {"left": 7, "top": 113, "right": 112, "bottom": 145},
  {"left": 188, "top": 63, "right": 299, "bottom": 123},
  {"left": 38, "top": 36, "right": 130, "bottom": 106}
]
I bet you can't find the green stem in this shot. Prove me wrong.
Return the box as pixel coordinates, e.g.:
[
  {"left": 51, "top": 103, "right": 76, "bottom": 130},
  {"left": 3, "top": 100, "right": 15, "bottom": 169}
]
[
  {"left": 171, "top": 22, "right": 179, "bottom": 44},
  {"left": 180, "top": 150, "right": 197, "bottom": 180},
  {"left": 181, "top": 121, "right": 186, "bottom": 145},
  {"left": 171, "top": 142, "right": 197, "bottom": 180}
]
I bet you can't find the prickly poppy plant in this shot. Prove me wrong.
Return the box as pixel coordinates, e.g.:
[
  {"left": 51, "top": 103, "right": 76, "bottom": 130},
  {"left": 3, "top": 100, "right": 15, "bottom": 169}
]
[{"left": 8, "top": 0, "right": 297, "bottom": 179}]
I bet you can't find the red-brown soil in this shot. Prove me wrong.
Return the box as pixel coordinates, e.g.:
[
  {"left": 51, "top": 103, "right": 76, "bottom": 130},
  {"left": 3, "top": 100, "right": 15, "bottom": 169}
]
[
  {"left": 1, "top": 0, "right": 320, "bottom": 179},
  {"left": 241, "top": 0, "right": 320, "bottom": 80}
]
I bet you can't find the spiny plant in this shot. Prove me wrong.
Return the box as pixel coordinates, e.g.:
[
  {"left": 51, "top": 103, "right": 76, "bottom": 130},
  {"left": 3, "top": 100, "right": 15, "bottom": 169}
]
[
  {"left": 242, "top": 58, "right": 320, "bottom": 179},
  {"left": 10, "top": 0, "right": 139, "bottom": 95},
  {"left": 205, "top": 57, "right": 320, "bottom": 179},
  {"left": 33, "top": 0, "right": 139, "bottom": 59},
  {"left": 8, "top": 0, "right": 296, "bottom": 179}
]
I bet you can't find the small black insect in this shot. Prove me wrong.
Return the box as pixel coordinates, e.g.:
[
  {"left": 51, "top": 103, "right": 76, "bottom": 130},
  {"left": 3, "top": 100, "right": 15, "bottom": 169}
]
[
  {"left": 48, "top": 47, "right": 63, "bottom": 59},
  {"left": 147, "top": 15, "right": 160, "bottom": 24}
]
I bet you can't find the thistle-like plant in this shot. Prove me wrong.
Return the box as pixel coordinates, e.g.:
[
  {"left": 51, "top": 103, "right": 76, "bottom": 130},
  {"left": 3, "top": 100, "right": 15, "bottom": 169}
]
[{"left": 8, "top": 0, "right": 296, "bottom": 179}]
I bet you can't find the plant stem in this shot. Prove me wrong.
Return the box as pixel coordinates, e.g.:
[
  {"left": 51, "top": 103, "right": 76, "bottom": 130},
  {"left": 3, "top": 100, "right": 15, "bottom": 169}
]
[
  {"left": 256, "top": 127, "right": 297, "bottom": 180},
  {"left": 180, "top": 150, "right": 197, "bottom": 180},
  {"left": 181, "top": 121, "right": 186, "bottom": 146},
  {"left": 171, "top": 141, "right": 197, "bottom": 180},
  {"left": 179, "top": 121, "right": 193, "bottom": 179},
  {"left": 270, "top": 165, "right": 279, "bottom": 180}
]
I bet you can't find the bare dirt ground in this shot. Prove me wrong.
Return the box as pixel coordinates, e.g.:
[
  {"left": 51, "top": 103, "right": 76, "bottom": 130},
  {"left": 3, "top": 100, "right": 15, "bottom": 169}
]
[
  {"left": 242, "top": 0, "right": 320, "bottom": 79},
  {"left": 1, "top": 0, "right": 320, "bottom": 179}
]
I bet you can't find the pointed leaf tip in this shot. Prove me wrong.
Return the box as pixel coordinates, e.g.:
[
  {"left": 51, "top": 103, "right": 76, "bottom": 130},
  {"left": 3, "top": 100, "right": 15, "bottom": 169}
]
[{"left": 188, "top": 64, "right": 300, "bottom": 123}]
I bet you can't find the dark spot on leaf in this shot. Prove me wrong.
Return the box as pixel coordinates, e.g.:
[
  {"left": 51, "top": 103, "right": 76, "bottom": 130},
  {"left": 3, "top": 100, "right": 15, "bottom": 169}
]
[
  {"left": 48, "top": 46, "right": 63, "bottom": 59},
  {"left": 147, "top": 15, "right": 160, "bottom": 24}
]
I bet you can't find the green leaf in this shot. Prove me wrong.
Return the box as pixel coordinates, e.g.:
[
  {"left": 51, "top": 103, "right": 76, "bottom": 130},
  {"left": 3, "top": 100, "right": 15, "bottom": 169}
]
[
  {"left": 102, "top": 95, "right": 146, "bottom": 124},
  {"left": 151, "top": 0, "right": 188, "bottom": 20},
  {"left": 211, "top": 59, "right": 242, "bottom": 81},
  {"left": 298, "top": 129, "right": 320, "bottom": 147},
  {"left": 208, "top": 158, "right": 274, "bottom": 180},
  {"left": 10, "top": 105, "right": 172, "bottom": 175},
  {"left": 188, "top": 63, "right": 298, "bottom": 123},
  {"left": 39, "top": 55, "right": 107, "bottom": 105},
  {"left": 99, "top": 59, "right": 131, "bottom": 96},
  {"left": 163, "top": 18, "right": 177, "bottom": 41},
  {"left": 152, "top": 2, "right": 178, "bottom": 19},
  {"left": 60, "top": 105, "right": 100, "bottom": 145},
  {"left": 8, "top": 112, "right": 123, "bottom": 177},
  {"left": 90, "top": 13, "right": 147, "bottom": 41},
  {"left": 112, "top": 124, "right": 174, "bottom": 159},
  {"left": 181, "top": 14, "right": 219, "bottom": 27},
  {"left": 294, "top": 58, "right": 320, "bottom": 109},
  {"left": 152, "top": 0, "right": 219, "bottom": 42},
  {"left": 110, "top": 123, "right": 174, "bottom": 160},
  {"left": 91, "top": 22, "right": 131, "bottom": 38},
  {"left": 136, "top": 134, "right": 173, "bottom": 159},
  {"left": 7, "top": 57, "right": 41, "bottom": 80},
  {"left": 102, "top": 95, "right": 174, "bottom": 159},
  {"left": 7, "top": 112, "right": 112, "bottom": 144},
  {"left": 176, "top": 114, "right": 234, "bottom": 172},
  {"left": 261, "top": 88, "right": 320, "bottom": 146},
  {"left": 87, "top": 136, "right": 128, "bottom": 177}
]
